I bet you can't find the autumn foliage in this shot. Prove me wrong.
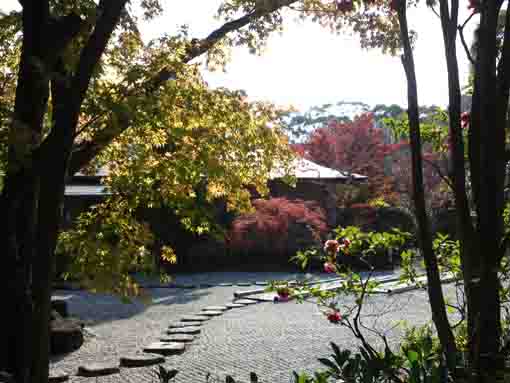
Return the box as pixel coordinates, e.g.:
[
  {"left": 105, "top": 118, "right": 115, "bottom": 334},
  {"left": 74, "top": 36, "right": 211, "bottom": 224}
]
[
  {"left": 227, "top": 198, "right": 327, "bottom": 255},
  {"left": 293, "top": 113, "right": 447, "bottom": 208}
]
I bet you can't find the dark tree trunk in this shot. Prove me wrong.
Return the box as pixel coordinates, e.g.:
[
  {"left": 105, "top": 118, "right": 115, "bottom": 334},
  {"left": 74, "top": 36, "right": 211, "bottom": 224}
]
[
  {"left": 436, "top": 0, "right": 484, "bottom": 364},
  {"left": 471, "top": 0, "right": 508, "bottom": 378},
  {"left": 0, "top": 2, "right": 50, "bottom": 382},
  {"left": 1, "top": 2, "right": 127, "bottom": 382},
  {"left": 396, "top": 0, "right": 458, "bottom": 372}
]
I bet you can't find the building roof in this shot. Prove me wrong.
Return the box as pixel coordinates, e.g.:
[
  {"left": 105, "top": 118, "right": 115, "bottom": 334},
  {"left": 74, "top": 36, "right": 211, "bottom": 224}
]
[
  {"left": 66, "top": 158, "right": 366, "bottom": 196},
  {"left": 64, "top": 184, "right": 109, "bottom": 197},
  {"left": 270, "top": 157, "right": 367, "bottom": 181}
]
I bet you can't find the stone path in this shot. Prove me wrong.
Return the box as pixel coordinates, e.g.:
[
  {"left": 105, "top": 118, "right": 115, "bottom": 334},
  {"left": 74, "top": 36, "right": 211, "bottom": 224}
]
[{"left": 50, "top": 271, "right": 458, "bottom": 383}]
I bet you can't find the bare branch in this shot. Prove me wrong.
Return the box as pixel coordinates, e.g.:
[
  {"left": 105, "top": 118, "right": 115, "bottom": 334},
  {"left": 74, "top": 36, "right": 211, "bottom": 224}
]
[
  {"left": 423, "top": 157, "right": 453, "bottom": 190},
  {"left": 458, "top": 11, "right": 477, "bottom": 65}
]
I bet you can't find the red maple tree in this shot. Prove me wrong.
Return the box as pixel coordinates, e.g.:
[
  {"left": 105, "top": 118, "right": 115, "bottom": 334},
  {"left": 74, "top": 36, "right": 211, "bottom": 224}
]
[{"left": 294, "top": 113, "right": 447, "bottom": 208}]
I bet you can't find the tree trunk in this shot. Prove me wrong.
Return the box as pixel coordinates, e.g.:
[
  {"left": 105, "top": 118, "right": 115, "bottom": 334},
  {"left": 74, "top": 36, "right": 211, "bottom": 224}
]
[
  {"left": 396, "top": 0, "right": 458, "bottom": 372},
  {"left": 0, "top": 2, "right": 50, "bottom": 382},
  {"left": 436, "top": 0, "right": 483, "bottom": 364},
  {"left": 469, "top": 1, "right": 506, "bottom": 379}
]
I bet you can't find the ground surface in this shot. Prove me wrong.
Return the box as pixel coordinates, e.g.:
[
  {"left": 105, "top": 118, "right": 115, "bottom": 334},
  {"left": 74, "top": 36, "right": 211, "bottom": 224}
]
[{"left": 50, "top": 271, "right": 457, "bottom": 383}]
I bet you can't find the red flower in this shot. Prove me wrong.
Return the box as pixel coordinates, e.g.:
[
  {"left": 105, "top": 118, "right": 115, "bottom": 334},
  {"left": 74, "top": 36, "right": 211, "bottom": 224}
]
[
  {"left": 277, "top": 287, "right": 290, "bottom": 299},
  {"left": 324, "top": 262, "right": 336, "bottom": 273},
  {"left": 327, "top": 311, "right": 342, "bottom": 323},
  {"left": 324, "top": 239, "right": 340, "bottom": 254},
  {"left": 461, "top": 112, "right": 470, "bottom": 129}
]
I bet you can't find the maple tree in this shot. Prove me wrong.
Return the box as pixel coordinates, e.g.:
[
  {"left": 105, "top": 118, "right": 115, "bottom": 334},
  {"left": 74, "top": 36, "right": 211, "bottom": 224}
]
[
  {"left": 294, "top": 112, "right": 447, "bottom": 209},
  {"left": 0, "top": 1, "right": 298, "bottom": 382},
  {"left": 227, "top": 197, "right": 327, "bottom": 256}
]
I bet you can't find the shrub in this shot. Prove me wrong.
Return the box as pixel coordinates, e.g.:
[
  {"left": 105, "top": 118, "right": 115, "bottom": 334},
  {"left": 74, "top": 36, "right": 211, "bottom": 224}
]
[{"left": 227, "top": 198, "right": 327, "bottom": 257}]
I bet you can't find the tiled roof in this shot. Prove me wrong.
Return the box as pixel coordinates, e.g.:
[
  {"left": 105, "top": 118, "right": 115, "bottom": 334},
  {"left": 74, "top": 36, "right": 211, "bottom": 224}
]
[
  {"left": 64, "top": 184, "right": 109, "bottom": 196},
  {"left": 270, "top": 157, "right": 367, "bottom": 181}
]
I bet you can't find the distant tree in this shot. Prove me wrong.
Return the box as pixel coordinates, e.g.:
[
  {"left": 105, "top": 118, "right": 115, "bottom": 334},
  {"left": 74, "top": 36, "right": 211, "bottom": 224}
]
[{"left": 294, "top": 112, "right": 447, "bottom": 209}]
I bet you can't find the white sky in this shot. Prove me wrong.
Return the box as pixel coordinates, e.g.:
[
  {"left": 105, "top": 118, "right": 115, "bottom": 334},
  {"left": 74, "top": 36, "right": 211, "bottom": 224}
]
[{"left": 2, "top": 0, "right": 478, "bottom": 112}]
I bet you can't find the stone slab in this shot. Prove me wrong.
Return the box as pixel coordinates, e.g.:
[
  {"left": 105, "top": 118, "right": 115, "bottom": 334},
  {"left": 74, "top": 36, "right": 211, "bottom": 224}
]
[
  {"left": 167, "top": 326, "right": 201, "bottom": 335},
  {"left": 234, "top": 299, "right": 258, "bottom": 305},
  {"left": 203, "top": 305, "right": 229, "bottom": 311},
  {"left": 200, "top": 310, "right": 223, "bottom": 316},
  {"left": 168, "top": 321, "right": 202, "bottom": 328},
  {"left": 77, "top": 363, "right": 120, "bottom": 377},
  {"left": 255, "top": 281, "right": 268, "bottom": 286},
  {"left": 218, "top": 283, "right": 233, "bottom": 286},
  {"left": 143, "top": 342, "right": 185, "bottom": 355},
  {"left": 119, "top": 354, "right": 165, "bottom": 367},
  {"left": 225, "top": 303, "right": 246, "bottom": 308},
  {"left": 236, "top": 282, "right": 252, "bottom": 286},
  {"left": 176, "top": 284, "right": 196, "bottom": 289},
  {"left": 181, "top": 315, "right": 209, "bottom": 322},
  {"left": 49, "top": 370, "right": 69, "bottom": 383},
  {"left": 160, "top": 334, "right": 195, "bottom": 342}
]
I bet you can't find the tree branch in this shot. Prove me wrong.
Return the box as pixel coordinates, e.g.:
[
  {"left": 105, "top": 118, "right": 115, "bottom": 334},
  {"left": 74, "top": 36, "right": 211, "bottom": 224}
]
[
  {"left": 72, "top": 0, "right": 128, "bottom": 108},
  {"left": 150, "top": 0, "right": 298, "bottom": 88},
  {"left": 423, "top": 157, "right": 453, "bottom": 190},
  {"left": 45, "top": 13, "right": 84, "bottom": 63},
  {"left": 68, "top": 0, "right": 298, "bottom": 175},
  {"left": 458, "top": 11, "right": 477, "bottom": 65}
]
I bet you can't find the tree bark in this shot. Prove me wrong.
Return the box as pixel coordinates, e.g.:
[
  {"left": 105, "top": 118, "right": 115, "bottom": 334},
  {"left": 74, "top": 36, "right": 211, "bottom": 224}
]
[
  {"left": 437, "top": 0, "right": 483, "bottom": 363},
  {"left": 0, "top": 1, "right": 49, "bottom": 382},
  {"left": 396, "top": 0, "right": 458, "bottom": 372},
  {"left": 471, "top": 0, "right": 508, "bottom": 378},
  {"left": 1, "top": 2, "right": 127, "bottom": 382}
]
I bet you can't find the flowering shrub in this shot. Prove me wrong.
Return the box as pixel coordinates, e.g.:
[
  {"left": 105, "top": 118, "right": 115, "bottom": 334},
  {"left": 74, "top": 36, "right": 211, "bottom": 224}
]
[
  {"left": 227, "top": 197, "right": 327, "bottom": 256},
  {"left": 266, "top": 227, "right": 457, "bottom": 383}
]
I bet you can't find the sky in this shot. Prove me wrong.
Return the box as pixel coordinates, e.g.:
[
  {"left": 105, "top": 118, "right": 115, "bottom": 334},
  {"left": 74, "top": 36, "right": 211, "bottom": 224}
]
[{"left": 1, "top": 0, "right": 478, "bottom": 112}]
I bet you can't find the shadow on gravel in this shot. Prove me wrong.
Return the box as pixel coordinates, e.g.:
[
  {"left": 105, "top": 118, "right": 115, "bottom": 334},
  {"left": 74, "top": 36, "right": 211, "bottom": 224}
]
[
  {"left": 51, "top": 286, "right": 213, "bottom": 326},
  {"left": 51, "top": 271, "right": 397, "bottom": 327}
]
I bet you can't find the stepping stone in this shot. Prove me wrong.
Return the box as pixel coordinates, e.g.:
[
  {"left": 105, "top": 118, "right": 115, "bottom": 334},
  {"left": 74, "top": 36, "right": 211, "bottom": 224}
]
[
  {"left": 167, "top": 326, "right": 201, "bottom": 335},
  {"left": 177, "top": 284, "right": 196, "bottom": 289},
  {"left": 169, "top": 321, "right": 202, "bottom": 328},
  {"left": 255, "top": 281, "right": 268, "bottom": 286},
  {"left": 200, "top": 310, "right": 223, "bottom": 316},
  {"left": 77, "top": 363, "right": 120, "bottom": 377},
  {"left": 203, "top": 306, "right": 229, "bottom": 311},
  {"left": 218, "top": 283, "right": 233, "bottom": 286},
  {"left": 236, "top": 282, "right": 252, "bottom": 286},
  {"left": 225, "top": 303, "right": 246, "bottom": 308},
  {"left": 143, "top": 342, "right": 185, "bottom": 356},
  {"left": 49, "top": 370, "right": 69, "bottom": 383},
  {"left": 181, "top": 315, "right": 209, "bottom": 322},
  {"left": 119, "top": 354, "right": 165, "bottom": 367},
  {"left": 160, "top": 334, "right": 195, "bottom": 342},
  {"left": 235, "top": 299, "right": 258, "bottom": 305}
]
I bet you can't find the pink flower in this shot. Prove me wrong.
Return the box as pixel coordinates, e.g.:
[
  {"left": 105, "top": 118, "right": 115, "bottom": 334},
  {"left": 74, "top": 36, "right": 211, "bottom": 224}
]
[
  {"left": 277, "top": 287, "right": 290, "bottom": 299},
  {"left": 342, "top": 238, "right": 351, "bottom": 248},
  {"left": 461, "top": 112, "right": 470, "bottom": 129},
  {"left": 324, "top": 239, "right": 340, "bottom": 254},
  {"left": 327, "top": 311, "right": 342, "bottom": 323},
  {"left": 324, "top": 262, "right": 336, "bottom": 273},
  {"left": 468, "top": 0, "right": 480, "bottom": 12}
]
